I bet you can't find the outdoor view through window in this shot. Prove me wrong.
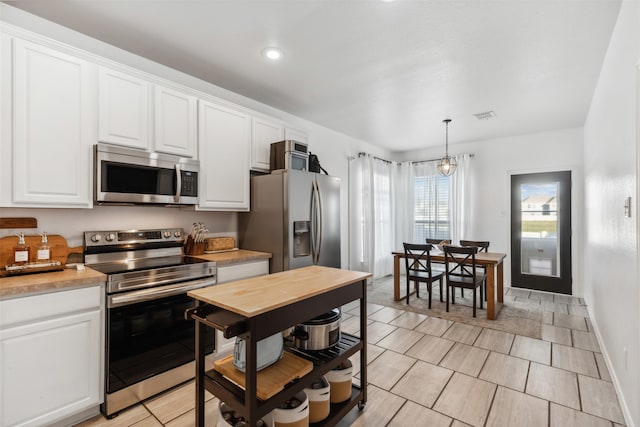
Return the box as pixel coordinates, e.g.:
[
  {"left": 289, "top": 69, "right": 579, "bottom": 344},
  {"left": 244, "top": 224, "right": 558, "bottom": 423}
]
[
  {"left": 414, "top": 175, "right": 450, "bottom": 242},
  {"left": 520, "top": 183, "right": 560, "bottom": 277}
]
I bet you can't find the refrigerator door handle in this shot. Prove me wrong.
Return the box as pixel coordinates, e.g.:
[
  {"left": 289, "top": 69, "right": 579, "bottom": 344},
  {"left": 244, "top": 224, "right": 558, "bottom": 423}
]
[
  {"left": 311, "top": 179, "right": 321, "bottom": 264},
  {"left": 316, "top": 180, "right": 323, "bottom": 265}
]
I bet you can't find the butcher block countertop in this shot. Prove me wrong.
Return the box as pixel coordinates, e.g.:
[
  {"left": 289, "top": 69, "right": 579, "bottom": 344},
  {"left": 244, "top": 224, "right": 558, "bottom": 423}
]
[
  {"left": 0, "top": 250, "right": 268, "bottom": 300},
  {"left": 193, "top": 249, "right": 271, "bottom": 266},
  {"left": 188, "top": 265, "right": 371, "bottom": 317},
  {"left": 0, "top": 267, "right": 106, "bottom": 299}
]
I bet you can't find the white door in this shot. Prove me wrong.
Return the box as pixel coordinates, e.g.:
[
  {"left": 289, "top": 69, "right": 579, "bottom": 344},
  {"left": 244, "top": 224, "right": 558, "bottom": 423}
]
[
  {"left": 0, "top": 310, "right": 102, "bottom": 427},
  {"left": 154, "top": 84, "right": 197, "bottom": 157},
  {"left": 198, "top": 100, "right": 251, "bottom": 211},
  {"left": 12, "top": 38, "right": 96, "bottom": 207},
  {"left": 98, "top": 66, "right": 151, "bottom": 150},
  {"left": 251, "top": 117, "right": 284, "bottom": 171}
]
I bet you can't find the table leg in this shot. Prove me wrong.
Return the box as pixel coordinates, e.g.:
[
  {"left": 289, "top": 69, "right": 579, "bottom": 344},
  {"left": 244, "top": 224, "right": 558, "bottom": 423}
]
[
  {"left": 393, "top": 255, "right": 401, "bottom": 301},
  {"left": 486, "top": 265, "right": 496, "bottom": 320},
  {"left": 497, "top": 260, "right": 504, "bottom": 303}
]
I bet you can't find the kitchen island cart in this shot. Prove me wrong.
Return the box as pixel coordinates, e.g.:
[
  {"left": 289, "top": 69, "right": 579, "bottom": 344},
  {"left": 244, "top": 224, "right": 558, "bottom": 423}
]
[{"left": 188, "top": 265, "right": 370, "bottom": 427}]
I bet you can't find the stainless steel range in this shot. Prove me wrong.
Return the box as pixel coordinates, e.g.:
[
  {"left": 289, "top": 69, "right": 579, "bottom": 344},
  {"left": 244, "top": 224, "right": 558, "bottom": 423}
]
[{"left": 84, "top": 228, "right": 216, "bottom": 417}]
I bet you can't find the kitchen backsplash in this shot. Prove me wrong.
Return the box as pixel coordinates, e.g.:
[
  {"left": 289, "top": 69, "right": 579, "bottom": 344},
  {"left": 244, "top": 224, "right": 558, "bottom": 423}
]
[{"left": 0, "top": 207, "right": 237, "bottom": 247}]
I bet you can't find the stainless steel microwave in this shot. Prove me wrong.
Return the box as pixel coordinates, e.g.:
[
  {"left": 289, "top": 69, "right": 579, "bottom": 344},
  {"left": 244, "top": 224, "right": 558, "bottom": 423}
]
[
  {"left": 269, "top": 140, "right": 309, "bottom": 172},
  {"left": 94, "top": 144, "right": 199, "bottom": 205}
]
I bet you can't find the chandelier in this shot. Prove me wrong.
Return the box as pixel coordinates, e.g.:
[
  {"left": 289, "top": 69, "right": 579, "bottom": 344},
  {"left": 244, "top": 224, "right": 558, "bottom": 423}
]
[{"left": 437, "top": 119, "right": 457, "bottom": 176}]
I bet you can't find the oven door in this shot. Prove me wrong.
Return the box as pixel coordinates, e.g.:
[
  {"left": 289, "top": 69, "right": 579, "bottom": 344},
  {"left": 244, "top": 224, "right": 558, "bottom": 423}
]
[{"left": 105, "top": 280, "right": 215, "bottom": 397}]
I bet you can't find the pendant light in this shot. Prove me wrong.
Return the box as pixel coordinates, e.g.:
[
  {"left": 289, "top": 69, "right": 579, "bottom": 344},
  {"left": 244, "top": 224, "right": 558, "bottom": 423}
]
[{"left": 437, "top": 118, "right": 457, "bottom": 176}]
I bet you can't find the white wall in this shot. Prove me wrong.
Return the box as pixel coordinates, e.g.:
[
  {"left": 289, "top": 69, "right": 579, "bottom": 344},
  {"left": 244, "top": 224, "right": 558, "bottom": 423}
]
[
  {"left": 0, "top": 4, "right": 390, "bottom": 266},
  {"left": 394, "top": 127, "right": 584, "bottom": 295},
  {"left": 583, "top": 1, "right": 640, "bottom": 426}
]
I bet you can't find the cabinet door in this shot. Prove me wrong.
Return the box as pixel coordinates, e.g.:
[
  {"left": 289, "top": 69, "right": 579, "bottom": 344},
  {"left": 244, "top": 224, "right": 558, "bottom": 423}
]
[
  {"left": 284, "top": 128, "right": 308, "bottom": 144},
  {"left": 0, "top": 310, "right": 102, "bottom": 427},
  {"left": 251, "top": 117, "right": 284, "bottom": 171},
  {"left": 98, "top": 66, "right": 151, "bottom": 150},
  {"left": 154, "top": 84, "right": 197, "bottom": 157},
  {"left": 198, "top": 100, "right": 251, "bottom": 211},
  {"left": 12, "top": 38, "right": 96, "bottom": 207}
]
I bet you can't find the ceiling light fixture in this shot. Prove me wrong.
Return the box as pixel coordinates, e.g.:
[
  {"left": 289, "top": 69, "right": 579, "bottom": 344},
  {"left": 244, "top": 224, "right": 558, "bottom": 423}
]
[
  {"left": 473, "top": 110, "right": 496, "bottom": 120},
  {"left": 437, "top": 119, "right": 457, "bottom": 177},
  {"left": 262, "top": 47, "right": 283, "bottom": 60}
]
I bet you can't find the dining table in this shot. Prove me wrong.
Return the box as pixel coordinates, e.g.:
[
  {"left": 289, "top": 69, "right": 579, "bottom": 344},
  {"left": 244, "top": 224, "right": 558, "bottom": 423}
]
[{"left": 391, "top": 249, "right": 507, "bottom": 320}]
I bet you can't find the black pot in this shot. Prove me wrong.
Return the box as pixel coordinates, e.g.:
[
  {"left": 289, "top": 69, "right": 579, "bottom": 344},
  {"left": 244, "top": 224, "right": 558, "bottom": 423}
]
[{"left": 293, "top": 308, "right": 341, "bottom": 350}]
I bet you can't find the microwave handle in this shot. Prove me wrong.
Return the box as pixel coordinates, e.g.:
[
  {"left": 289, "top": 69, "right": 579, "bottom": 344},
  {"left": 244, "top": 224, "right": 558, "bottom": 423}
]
[{"left": 175, "top": 164, "right": 182, "bottom": 203}]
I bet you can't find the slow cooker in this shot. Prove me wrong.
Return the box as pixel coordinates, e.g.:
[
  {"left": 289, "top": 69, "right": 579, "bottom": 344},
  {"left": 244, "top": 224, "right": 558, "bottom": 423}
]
[{"left": 293, "top": 308, "right": 341, "bottom": 351}]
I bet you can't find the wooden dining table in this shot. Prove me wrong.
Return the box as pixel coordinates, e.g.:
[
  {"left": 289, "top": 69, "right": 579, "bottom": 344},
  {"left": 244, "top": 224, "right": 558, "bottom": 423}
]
[{"left": 391, "top": 250, "right": 507, "bottom": 320}]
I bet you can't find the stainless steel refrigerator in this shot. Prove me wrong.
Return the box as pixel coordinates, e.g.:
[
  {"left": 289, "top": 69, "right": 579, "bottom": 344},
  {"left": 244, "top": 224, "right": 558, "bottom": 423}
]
[{"left": 239, "top": 169, "right": 341, "bottom": 273}]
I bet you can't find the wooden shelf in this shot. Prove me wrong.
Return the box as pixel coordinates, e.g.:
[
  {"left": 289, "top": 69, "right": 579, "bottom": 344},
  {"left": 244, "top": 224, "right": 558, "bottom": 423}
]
[{"left": 213, "top": 352, "right": 313, "bottom": 400}]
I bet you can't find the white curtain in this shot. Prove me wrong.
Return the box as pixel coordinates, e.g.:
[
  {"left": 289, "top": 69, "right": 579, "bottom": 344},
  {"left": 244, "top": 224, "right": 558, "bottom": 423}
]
[
  {"left": 349, "top": 155, "right": 397, "bottom": 278},
  {"left": 393, "top": 161, "right": 413, "bottom": 248},
  {"left": 450, "top": 154, "right": 472, "bottom": 244},
  {"left": 349, "top": 153, "right": 472, "bottom": 278}
]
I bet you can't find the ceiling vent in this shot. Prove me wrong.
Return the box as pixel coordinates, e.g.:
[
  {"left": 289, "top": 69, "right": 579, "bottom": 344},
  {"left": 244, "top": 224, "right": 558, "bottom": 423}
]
[{"left": 473, "top": 111, "right": 496, "bottom": 120}]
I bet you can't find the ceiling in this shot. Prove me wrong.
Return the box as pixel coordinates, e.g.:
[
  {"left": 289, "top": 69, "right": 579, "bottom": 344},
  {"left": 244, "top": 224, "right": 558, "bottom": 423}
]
[{"left": 4, "top": 0, "right": 622, "bottom": 152}]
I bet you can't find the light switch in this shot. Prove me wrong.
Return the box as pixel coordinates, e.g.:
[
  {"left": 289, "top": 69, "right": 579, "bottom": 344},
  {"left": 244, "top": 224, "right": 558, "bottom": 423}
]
[{"left": 624, "top": 197, "right": 632, "bottom": 217}]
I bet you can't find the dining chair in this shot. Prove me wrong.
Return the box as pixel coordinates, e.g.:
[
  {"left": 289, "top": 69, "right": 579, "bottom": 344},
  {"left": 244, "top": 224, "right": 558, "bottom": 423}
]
[
  {"left": 402, "top": 243, "right": 444, "bottom": 307},
  {"left": 459, "top": 240, "right": 490, "bottom": 252},
  {"left": 460, "top": 240, "right": 490, "bottom": 300},
  {"left": 443, "top": 245, "right": 486, "bottom": 317},
  {"left": 426, "top": 238, "right": 451, "bottom": 246}
]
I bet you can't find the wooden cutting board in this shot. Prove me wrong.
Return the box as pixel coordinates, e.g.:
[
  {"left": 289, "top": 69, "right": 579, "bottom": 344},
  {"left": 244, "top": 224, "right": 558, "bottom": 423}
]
[
  {"left": 0, "top": 235, "right": 80, "bottom": 274},
  {"left": 213, "top": 351, "right": 313, "bottom": 400}
]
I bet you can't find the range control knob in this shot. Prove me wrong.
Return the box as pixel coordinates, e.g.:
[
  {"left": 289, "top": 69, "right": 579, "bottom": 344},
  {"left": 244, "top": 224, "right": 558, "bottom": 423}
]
[
  {"left": 163, "top": 231, "right": 171, "bottom": 238},
  {"left": 105, "top": 233, "right": 116, "bottom": 242},
  {"left": 174, "top": 231, "right": 181, "bottom": 238},
  {"left": 91, "top": 234, "right": 102, "bottom": 243}
]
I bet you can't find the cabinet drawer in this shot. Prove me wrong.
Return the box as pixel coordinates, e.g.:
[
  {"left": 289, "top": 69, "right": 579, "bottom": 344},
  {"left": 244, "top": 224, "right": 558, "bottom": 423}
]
[
  {"left": 217, "top": 260, "right": 269, "bottom": 284},
  {"left": 0, "top": 285, "right": 102, "bottom": 328}
]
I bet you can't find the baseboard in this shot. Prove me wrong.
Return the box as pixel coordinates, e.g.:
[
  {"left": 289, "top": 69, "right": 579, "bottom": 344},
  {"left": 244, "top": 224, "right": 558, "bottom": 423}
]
[
  {"left": 586, "top": 305, "right": 636, "bottom": 427},
  {"left": 48, "top": 405, "right": 101, "bottom": 427}
]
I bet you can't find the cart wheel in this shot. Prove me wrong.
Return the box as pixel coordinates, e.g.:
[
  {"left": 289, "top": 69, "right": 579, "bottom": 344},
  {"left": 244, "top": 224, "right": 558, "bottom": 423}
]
[{"left": 358, "top": 401, "right": 366, "bottom": 410}]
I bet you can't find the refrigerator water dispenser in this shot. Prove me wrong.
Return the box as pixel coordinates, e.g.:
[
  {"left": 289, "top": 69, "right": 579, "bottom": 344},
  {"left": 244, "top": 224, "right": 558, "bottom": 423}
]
[{"left": 293, "top": 221, "right": 311, "bottom": 257}]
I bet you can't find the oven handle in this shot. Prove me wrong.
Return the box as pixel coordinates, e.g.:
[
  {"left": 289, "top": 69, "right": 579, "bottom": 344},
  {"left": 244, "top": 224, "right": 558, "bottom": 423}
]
[{"left": 108, "top": 277, "right": 216, "bottom": 308}]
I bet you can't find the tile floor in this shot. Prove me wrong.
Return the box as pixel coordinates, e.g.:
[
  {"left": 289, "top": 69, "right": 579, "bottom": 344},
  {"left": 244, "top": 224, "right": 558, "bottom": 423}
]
[{"left": 76, "top": 283, "right": 627, "bottom": 427}]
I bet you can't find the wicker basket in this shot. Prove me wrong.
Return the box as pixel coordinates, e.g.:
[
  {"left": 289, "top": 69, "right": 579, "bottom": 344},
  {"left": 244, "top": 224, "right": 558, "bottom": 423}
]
[{"left": 205, "top": 237, "right": 236, "bottom": 252}]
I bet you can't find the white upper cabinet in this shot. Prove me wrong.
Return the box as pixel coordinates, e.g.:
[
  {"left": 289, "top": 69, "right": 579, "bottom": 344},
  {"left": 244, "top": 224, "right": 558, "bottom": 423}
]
[
  {"left": 251, "top": 117, "right": 284, "bottom": 171},
  {"left": 154, "top": 84, "right": 197, "bottom": 158},
  {"left": 198, "top": 100, "right": 250, "bottom": 211},
  {"left": 284, "top": 128, "right": 308, "bottom": 144},
  {"left": 98, "top": 66, "right": 151, "bottom": 150},
  {"left": 11, "top": 37, "right": 96, "bottom": 207}
]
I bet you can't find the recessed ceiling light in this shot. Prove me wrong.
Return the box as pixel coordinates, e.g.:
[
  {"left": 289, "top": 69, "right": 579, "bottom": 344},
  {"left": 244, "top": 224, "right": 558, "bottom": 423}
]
[{"left": 262, "top": 47, "right": 283, "bottom": 60}]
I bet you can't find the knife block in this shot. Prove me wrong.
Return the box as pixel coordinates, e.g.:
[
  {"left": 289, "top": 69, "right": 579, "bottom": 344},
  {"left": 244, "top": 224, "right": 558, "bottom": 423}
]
[{"left": 184, "top": 236, "right": 205, "bottom": 255}]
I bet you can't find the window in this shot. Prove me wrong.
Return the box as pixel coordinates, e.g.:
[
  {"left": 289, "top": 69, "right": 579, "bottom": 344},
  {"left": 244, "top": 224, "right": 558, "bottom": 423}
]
[{"left": 414, "top": 174, "right": 450, "bottom": 242}]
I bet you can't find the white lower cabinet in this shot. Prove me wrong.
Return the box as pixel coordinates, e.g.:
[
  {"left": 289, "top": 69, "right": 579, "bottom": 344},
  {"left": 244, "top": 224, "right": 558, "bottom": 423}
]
[
  {"left": 0, "top": 286, "right": 103, "bottom": 427},
  {"left": 215, "top": 260, "right": 269, "bottom": 355}
]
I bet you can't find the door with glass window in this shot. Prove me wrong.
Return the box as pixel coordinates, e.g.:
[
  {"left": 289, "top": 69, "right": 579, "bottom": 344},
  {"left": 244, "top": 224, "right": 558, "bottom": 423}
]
[{"left": 511, "top": 171, "right": 572, "bottom": 294}]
